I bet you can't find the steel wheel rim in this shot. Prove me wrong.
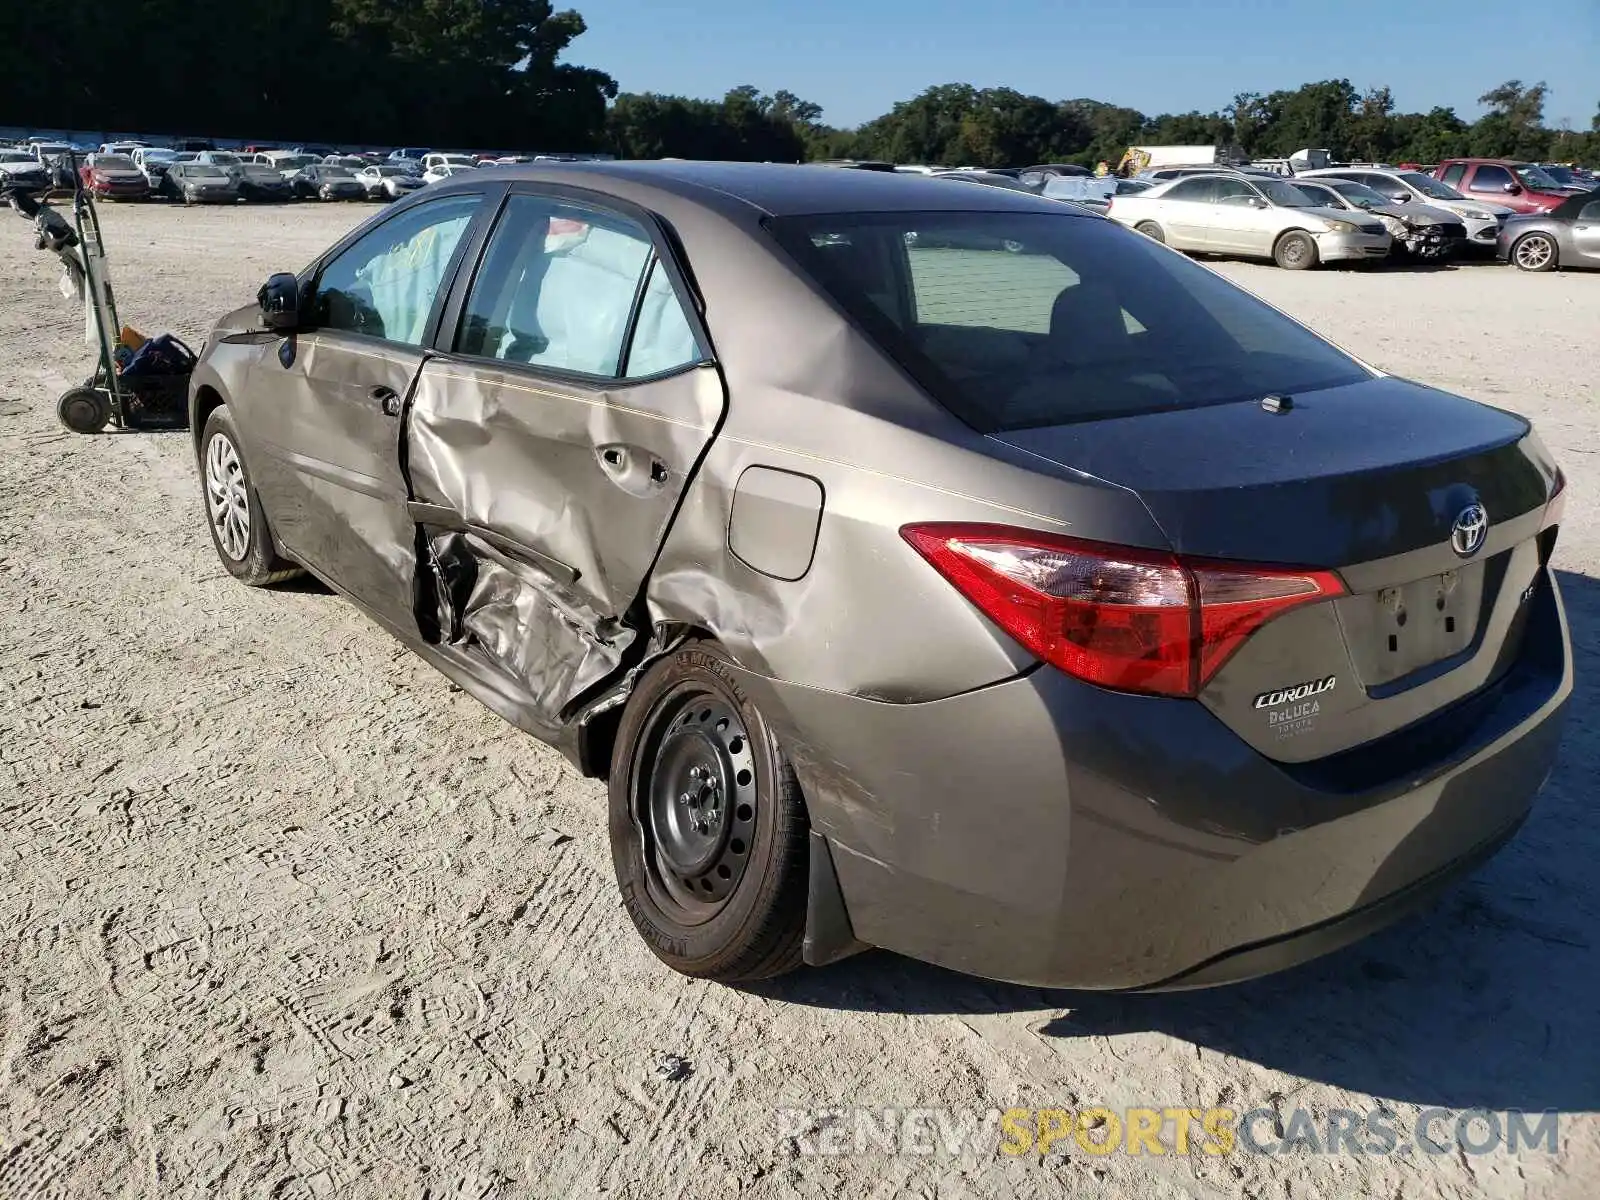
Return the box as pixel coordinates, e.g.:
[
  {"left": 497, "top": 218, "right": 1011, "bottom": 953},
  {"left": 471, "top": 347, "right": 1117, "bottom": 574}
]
[
  {"left": 636, "top": 686, "right": 759, "bottom": 923},
  {"left": 1516, "top": 236, "right": 1552, "bottom": 270},
  {"left": 205, "top": 432, "right": 251, "bottom": 561},
  {"left": 1282, "top": 237, "right": 1309, "bottom": 265}
]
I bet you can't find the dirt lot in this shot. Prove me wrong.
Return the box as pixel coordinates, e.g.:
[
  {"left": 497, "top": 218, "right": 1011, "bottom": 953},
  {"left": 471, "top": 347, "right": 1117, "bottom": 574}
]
[{"left": 1, "top": 201, "right": 1597, "bottom": 1199}]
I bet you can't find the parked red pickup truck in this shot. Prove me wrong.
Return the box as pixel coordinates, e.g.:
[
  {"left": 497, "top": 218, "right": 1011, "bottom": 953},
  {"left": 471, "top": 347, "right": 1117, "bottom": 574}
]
[{"left": 1433, "top": 159, "right": 1571, "bottom": 214}]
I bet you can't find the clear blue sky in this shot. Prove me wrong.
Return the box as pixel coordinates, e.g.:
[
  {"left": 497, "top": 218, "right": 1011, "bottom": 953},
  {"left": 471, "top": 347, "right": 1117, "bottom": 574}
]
[{"left": 571, "top": 0, "right": 1596, "bottom": 130}]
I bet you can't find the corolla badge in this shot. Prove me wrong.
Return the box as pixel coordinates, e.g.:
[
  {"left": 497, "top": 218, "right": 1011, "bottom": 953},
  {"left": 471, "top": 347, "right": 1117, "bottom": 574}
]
[{"left": 1450, "top": 502, "right": 1489, "bottom": 558}]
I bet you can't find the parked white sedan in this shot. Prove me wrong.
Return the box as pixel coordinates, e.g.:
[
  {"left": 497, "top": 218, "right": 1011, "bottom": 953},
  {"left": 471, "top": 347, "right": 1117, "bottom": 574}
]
[
  {"left": 1108, "top": 172, "right": 1392, "bottom": 269},
  {"left": 355, "top": 164, "right": 426, "bottom": 201},
  {"left": 422, "top": 162, "right": 477, "bottom": 185}
]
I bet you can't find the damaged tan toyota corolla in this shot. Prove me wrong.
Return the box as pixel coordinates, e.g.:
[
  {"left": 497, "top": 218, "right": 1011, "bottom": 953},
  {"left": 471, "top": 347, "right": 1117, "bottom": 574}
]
[{"left": 188, "top": 162, "right": 1572, "bottom": 990}]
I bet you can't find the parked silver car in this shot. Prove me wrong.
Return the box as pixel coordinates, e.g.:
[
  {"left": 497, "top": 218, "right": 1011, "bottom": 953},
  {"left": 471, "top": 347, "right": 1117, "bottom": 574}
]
[
  {"left": 1497, "top": 189, "right": 1600, "bottom": 271},
  {"left": 1109, "top": 172, "right": 1391, "bottom": 268},
  {"left": 1290, "top": 178, "right": 1466, "bottom": 259},
  {"left": 1298, "top": 168, "right": 1513, "bottom": 250}
]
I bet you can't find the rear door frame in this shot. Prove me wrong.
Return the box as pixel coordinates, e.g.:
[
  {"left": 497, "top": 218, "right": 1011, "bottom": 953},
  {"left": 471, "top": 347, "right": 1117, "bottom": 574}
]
[{"left": 400, "top": 179, "right": 729, "bottom": 727}]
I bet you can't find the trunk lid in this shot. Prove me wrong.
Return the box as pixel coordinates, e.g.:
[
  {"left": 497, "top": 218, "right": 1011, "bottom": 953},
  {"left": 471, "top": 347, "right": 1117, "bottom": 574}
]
[{"left": 990, "top": 376, "right": 1558, "bottom": 762}]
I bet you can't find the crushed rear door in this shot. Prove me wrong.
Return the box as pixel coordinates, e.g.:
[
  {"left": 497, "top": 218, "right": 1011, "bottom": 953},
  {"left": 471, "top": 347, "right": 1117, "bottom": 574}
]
[{"left": 403, "top": 354, "right": 724, "bottom": 724}]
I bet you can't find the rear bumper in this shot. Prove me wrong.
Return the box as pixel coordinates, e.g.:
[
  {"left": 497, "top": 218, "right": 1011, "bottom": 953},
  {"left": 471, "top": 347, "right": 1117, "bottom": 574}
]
[{"left": 740, "top": 569, "right": 1570, "bottom": 990}]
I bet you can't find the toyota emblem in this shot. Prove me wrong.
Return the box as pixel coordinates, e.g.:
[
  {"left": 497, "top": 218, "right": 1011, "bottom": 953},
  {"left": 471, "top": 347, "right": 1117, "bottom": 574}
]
[{"left": 1450, "top": 502, "right": 1489, "bottom": 558}]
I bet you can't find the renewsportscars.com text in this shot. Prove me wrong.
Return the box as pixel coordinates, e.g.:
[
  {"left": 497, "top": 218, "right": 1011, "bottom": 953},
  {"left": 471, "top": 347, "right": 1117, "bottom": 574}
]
[{"left": 776, "top": 1105, "right": 1562, "bottom": 1158}]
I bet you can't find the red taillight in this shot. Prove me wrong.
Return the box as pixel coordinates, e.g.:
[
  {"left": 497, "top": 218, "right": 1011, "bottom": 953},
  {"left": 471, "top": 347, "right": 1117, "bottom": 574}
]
[{"left": 901, "top": 523, "right": 1345, "bottom": 698}]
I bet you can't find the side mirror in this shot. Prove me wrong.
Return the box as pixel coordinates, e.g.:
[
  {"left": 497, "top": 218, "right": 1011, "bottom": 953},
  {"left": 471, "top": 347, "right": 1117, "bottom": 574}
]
[
  {"left": 1503, "top": 181, "right": 1522, "bottom": 194},
  {"left": 1390, "top": 192, "right": 1410, "bottom": 203},
  {"left": 1249, "top": 195, "right": 1268, "bottom": 208},
  {"left": 258, "top": 273, "right": 301, "bottom": 332}
]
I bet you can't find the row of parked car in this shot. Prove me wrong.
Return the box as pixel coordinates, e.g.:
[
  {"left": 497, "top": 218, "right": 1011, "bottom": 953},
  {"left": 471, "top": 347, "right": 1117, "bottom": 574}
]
[
  {"left": 862, "top": 157, "right": 1600, "bottom": 274},
  {"left": 0, "top": 138, "right": 604, "bottom": 206}
]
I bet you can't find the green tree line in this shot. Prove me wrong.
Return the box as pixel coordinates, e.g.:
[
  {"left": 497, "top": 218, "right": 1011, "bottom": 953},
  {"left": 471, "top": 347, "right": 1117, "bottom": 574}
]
[
  {"left": 0, "top": 0, "right": 617, "bottom": 149},
  {"left": 612, "top": 79, "right": 1600, "bottom": 168},
  {"left": 1, "top": 1, "right": 1594, "bottom": 168}
]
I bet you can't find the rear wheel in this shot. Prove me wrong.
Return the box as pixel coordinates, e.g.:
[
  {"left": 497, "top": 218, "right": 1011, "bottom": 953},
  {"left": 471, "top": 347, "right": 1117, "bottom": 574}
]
[
  {"left": 1274, "top": 231, "right": 1318, "bottom": 270},
  {"left": 1511, "top": 232, "right": 1557, "bottom": 272},
  {"left": 1134, "top": 221, "right": 1165, "bottom": 243},
  {"left": 56, "top": 387, "right": 111, "bottom": 434},
  {"left": 199, "top": 406, "right": 302, "bottom": 586},
  {"left": 610, "top": 643, "right": 809, "bottom": 982}
]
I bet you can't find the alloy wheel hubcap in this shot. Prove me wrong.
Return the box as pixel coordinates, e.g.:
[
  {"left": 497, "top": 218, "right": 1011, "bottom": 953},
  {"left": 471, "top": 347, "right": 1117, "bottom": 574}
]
[
  {"left": 1517, "top": 237, "right": 1552, "bottom": 269},
  {"left": 643, "top": 693, "right": 758, "bottom": 913},
  {"left": 1283, "top": 239, "right": 1307, "bottom": 264},
  {"left": 205, "top": 433, "right": 251, "bottom": 560}
]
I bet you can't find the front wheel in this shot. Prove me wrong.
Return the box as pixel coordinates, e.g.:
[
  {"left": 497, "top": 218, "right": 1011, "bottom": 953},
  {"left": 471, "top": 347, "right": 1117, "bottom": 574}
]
[
  {"left": 1274, "top": 231, "right": 1319, "bottom": 270},
  {"left": 199, "top": 406, "right": 302, "bottom": 586},
  {"left": 1511, "top": 232, "right": 1558, "bottom": 272},
  {"left": 610, "top": 643, "right": 809, "bottom": 982}
]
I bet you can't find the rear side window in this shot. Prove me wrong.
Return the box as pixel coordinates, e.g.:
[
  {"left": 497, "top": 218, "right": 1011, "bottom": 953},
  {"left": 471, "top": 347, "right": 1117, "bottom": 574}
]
[
  {"left": 1162, "top": 177, "right": 1216, "bottom": 203},
  {"left": 769, "top": 211, "right": 1368, "bottom": 431},
  {"left": 1580, "top": 201, "right": 1600, "bottom": 222},
  {"left": 455, "top": 194, "right": 702, "bottom": 379},
  {"left": 1468, "top": 165, "right": 1512, "bottom": 191},
  {"left": 1440, "top": 164, "right": 1467, "bottom": 188},
  {"left": 1213, "top": 178, "right": 1258, "bottom": 205}
]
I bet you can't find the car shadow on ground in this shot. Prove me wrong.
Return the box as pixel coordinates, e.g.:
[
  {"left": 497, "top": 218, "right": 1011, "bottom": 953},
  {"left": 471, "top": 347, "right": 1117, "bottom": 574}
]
[{"left": 755, "top": 568, "right": 1600, "bottom": 1114}]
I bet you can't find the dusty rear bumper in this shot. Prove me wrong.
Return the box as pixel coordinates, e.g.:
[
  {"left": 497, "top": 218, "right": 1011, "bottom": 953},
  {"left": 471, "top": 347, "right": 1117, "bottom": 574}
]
[{"left": 739, "top": 571, "right": 1571, "bottom": 990}]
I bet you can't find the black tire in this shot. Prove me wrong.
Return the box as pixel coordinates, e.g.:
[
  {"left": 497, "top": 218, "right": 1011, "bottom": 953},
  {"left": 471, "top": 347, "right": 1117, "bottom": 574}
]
[
  {"left": 1134, "top": 221, "right": 1165, "bottom": 243},
  {"left": 198, "top": 406, "right": 302, "bottom": 586},
  {"left": 610, "top": 643, "right": 809, "bottom": 982},
  {"left": 1511, "top": 232, "right": 1558, "bottom": 273},
  {"left": 56, "top": 387, "right": 111, "bottom": 434},
  {"left": 1274, "top": 231, "right": 1319, "bottom": 270}
]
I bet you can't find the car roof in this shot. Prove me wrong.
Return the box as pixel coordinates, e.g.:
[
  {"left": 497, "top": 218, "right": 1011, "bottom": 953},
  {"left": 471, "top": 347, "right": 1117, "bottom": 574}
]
[{"left": 454, "top": 159, "right": 1087, "bottom": 218}]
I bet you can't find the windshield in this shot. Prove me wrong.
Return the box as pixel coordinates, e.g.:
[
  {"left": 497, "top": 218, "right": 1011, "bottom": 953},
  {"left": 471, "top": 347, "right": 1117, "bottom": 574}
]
[
  {"left": 377, "top": 167, "right": 410, "bottom": 177},
  {"left": 1512, "top": 164, "right": 1562, "bottom": 191},
  {"left": 1329, "top": 181, "right": 1391, "bottom": 206},
  {"left": 96, "top": 156, "right": 136, "bottom": 170},
  {"left": 1398, "top": 172, "right": 1462, "bottom": 200},
  {"left": 278, "top": 155, "right": 316, "bottom": 169},
  {"left": 207, "top": 153, "right": 241, "bottom": 165},
  {"left": 0, "top": 151, "right": 32, "bottom": 163},
  {"left": 142, "top": 149, "right": 177, "bottom": 162},
  {"left": 769, "top": 211, "right": 1367, "bottom": 430},
  {"left": 322, "top": 167, "right": 356, "bottom": 178},
  {"left": 1258, "top": 178, "right": 1317, "bottom": 207},
  {"left": 241, "top": 165, "right": 276, "bottom": 177},
  {"left": 188, "top": 166, "right": 226, "bottom": 178}
]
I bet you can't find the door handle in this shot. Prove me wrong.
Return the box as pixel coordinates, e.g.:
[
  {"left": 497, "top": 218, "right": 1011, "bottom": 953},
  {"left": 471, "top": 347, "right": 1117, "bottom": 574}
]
[{"left": 371, "top": 385, "right": 402, "bottom": 416}]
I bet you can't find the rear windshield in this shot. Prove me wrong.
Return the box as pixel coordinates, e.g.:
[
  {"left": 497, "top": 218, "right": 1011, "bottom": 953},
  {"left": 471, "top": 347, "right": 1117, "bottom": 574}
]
[{"left": 768, "top": 211, "right": 1369, "bottom": 430}]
